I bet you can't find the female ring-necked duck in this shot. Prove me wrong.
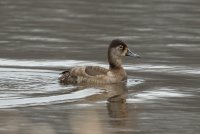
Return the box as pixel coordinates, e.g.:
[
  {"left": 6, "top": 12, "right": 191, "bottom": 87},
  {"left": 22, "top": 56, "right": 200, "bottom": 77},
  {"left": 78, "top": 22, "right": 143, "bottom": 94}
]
[{"left": 59, "top": 39, "right": 140, "bottom": 84}]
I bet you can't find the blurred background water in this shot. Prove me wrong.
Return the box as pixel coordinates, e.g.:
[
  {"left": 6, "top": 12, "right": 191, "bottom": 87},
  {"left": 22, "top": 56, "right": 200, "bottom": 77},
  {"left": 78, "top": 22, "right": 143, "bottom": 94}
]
[{"left": 0, "top": 0, "right": 200, "bottom": 134}]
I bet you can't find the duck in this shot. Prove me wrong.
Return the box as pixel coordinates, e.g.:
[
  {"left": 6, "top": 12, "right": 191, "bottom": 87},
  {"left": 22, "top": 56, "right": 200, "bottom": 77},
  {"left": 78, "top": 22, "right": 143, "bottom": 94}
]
[{"left": 59, "top": 39, "right": 140, "bottom": 84}]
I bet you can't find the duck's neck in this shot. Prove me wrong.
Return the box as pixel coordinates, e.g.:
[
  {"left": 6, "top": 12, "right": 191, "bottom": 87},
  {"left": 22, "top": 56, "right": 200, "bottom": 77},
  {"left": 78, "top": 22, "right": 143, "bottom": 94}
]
[{"left": 108, "top": 54, "right": 123, "bottom": 70}]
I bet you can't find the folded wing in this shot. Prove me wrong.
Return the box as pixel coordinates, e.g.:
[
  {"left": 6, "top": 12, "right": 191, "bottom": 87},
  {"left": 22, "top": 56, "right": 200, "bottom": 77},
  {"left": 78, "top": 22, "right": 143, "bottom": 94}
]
[{"left": 85, "top": 66, "right": 109, "bottom": 76}]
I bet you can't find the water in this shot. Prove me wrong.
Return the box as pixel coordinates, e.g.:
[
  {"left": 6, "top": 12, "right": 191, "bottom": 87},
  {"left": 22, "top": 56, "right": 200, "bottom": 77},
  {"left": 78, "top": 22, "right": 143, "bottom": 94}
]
[{"left": 0, "top": 0, "right": 200, "bottom": 134}]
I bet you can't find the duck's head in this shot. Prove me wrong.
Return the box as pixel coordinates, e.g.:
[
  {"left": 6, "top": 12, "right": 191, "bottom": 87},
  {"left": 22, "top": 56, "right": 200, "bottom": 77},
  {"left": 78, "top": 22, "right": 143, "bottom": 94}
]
[
  {"left": 108, "top": 39, "right": 140, "bottom": 58},
  {"left": 108, "top": 39, "right": 140, "bottom": 69}
]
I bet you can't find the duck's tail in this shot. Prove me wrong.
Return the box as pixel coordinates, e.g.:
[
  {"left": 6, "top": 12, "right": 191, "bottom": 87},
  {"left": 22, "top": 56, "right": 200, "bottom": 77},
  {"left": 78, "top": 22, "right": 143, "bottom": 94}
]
[
  {"left": 59, "top": 70, "right": 78, "bottom": 84},
  {"left": 58, "top": 70, "right": 71, "bottom": 83}
]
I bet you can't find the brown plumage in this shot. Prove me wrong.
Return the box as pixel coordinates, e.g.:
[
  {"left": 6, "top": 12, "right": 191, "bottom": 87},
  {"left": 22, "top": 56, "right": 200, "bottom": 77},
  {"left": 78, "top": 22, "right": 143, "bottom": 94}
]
[{"left": 59, "top": 39, "right": 140, "bottom": 84}]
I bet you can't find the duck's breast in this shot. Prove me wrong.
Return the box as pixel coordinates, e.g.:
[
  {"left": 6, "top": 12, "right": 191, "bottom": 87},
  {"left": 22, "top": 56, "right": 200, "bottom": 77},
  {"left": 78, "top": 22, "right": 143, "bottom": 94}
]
[{"left": 110, "top": 69, "right": 127, "bottom": 81}]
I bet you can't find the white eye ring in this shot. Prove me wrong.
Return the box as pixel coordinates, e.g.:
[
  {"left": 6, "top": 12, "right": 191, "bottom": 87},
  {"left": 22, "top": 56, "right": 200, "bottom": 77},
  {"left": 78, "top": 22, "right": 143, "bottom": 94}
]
[{"left": 119, "top": 45, "right": 123, "bottom": 49}]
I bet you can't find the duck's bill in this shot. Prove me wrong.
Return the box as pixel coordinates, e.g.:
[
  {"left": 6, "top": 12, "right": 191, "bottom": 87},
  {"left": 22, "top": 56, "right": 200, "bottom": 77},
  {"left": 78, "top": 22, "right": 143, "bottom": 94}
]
[{"left": 126, "top": 49, "right": 140, "bottom": 58}]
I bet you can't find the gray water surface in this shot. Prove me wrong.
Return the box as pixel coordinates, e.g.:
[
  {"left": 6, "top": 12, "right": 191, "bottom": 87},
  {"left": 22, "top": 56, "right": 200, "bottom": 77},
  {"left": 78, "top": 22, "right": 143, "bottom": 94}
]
[{"left": 0, "top": 0, "right": 200, "bottom": 134}]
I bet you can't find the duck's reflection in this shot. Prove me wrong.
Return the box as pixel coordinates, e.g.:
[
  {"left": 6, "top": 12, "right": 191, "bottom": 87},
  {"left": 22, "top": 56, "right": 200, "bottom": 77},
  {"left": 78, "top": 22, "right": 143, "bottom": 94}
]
[
  {"left": 107, "top": 94, "right": 127, "bottom": 118},
  {"left": 65, "top": 82, "right": 135, "bottom": 134},
  {"left": 77, "top": 82, "right": 128, "bottom": 118},
  {"left": 106, "top": 83, "right": 128, "bottom": 118}
]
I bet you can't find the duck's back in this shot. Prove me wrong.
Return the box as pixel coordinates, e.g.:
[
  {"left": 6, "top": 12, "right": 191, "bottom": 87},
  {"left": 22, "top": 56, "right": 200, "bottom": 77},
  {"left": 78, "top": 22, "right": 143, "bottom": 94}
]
[{"left": 59, "top": 66, "right": 127, "bottom": 84}]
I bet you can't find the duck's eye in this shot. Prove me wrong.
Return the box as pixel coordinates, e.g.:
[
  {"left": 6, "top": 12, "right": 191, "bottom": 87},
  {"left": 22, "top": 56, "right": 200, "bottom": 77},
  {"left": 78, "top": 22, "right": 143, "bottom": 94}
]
[{"left": 119, "top": 45, "right": 123, "bottom": 49}]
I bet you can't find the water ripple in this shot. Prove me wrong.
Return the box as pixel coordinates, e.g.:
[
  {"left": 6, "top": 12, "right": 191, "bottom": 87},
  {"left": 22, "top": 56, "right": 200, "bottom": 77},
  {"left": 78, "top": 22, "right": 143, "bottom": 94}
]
[
  {"left": 10, "top": 35, "right": 69, "bottom": 43},
  {"left": 0, "top": 58, "right": 199, "bottom": 76},
  {"left": 0, "top": 67, "right": 143, "bottom": 108},
  {"left": 0, "top": 88, "right": 102, "bottom": 108},
  {"left": 127, "top": 88, "right": 193, "bottom": 103}
]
